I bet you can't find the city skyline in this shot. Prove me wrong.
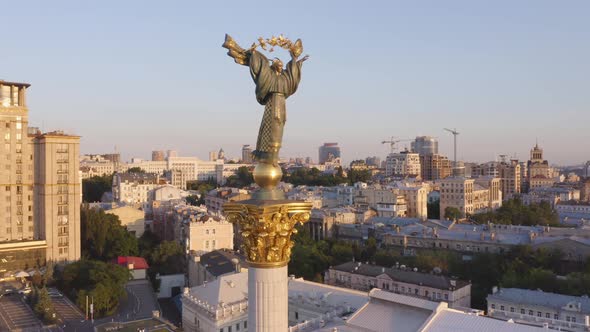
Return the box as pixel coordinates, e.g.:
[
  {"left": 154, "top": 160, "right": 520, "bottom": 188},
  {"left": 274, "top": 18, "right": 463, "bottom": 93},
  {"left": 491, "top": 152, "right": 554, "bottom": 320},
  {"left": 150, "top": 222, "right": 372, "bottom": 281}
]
[{"left": 2, "top": 1, "right": 589, "bottom": 165}]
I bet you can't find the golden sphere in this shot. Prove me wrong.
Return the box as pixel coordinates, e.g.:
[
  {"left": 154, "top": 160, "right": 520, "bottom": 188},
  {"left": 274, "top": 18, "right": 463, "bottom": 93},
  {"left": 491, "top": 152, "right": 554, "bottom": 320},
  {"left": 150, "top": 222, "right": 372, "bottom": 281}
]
[{"left": 253, "top": 163, "right": 283, "bottom": 189}]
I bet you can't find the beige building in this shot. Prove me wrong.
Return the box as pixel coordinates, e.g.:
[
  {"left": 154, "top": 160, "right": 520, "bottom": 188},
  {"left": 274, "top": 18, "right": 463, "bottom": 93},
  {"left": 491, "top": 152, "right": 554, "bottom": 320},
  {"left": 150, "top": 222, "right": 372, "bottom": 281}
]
[
  {"left": 34, "top": 132, "right": 82, "bottom": 262},
  {"left": 398, "top": 184, "right": 429, "bottom": 220},
  {"left": 498, "top": 159, "right": 521, "bottom": 199},
  {"left": 105, "top": 205, "right": 145, "bottom": 238},
  {"left": 420, "top": 154, "right": 452, "bottom": 181},
  {"left": 0, "top": 80, "right": 80, "bottom": 269},
  {"left": 183, "top": 215, "right": 234, "bottom": 254},
  {"left": 354, "top": 186, "right": 407, "bottom": 217},
  {"left": 439, "top": 176, "right": 501, "bottom": 219},
  {"left": 385, "top": 150, "right": 421, "bottom": 178},
  {"left": 112, "top": 173, "right": 160, "bottom": 204},
  {"left": 0, "top": 81, "right": 35, "bottom": 244}
]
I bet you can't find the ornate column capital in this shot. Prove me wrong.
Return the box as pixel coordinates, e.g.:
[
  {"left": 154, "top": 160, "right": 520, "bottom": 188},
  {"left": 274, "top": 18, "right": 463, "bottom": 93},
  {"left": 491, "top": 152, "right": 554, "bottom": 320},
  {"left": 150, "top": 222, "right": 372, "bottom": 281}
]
[{"left": 224, "top": 200, "right": 312, "bottom": 268}]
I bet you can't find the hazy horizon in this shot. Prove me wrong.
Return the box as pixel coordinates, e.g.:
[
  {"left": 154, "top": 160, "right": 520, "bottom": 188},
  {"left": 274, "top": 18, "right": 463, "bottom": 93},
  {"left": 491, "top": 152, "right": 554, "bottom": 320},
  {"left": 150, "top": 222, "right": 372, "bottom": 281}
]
[{"left": 2, "top": 1, "right": 589, "bottom": 166}]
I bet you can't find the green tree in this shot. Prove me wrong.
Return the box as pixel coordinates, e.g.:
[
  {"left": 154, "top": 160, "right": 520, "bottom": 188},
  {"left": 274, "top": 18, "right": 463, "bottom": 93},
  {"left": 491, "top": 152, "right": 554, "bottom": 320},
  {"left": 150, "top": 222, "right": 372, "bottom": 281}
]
[
  {"left": 225, "top": 166, "right": 254, "bottom": 188},
  {"left": 127, "top": 167, "right": 145, "bottom": 173},
  {"left": 32, "top": 287, "right": 57, "bottom": 323},
  {"left": 82, "top": 174, "right": 113, "bottom": 202},
  {"left": 146, "top": 241, "right": 185, "bottom": 291},
  {"left": 81, "top": 206, "right": 139, "bottom": 260},
  {"left": 58, "top": 260, "right": 130, "bottom": 318},
  {"left": 185, "top": 194, "right": 202, "bottom": 206},
  {"left": 444, "top": 206, "right": 462, "bottom": 220},
  {"left": 471, "top": 197, "right": 559, "bottom": 226},
  {"left": 347, "top": 169, "right": 372, "bottom": 184}
]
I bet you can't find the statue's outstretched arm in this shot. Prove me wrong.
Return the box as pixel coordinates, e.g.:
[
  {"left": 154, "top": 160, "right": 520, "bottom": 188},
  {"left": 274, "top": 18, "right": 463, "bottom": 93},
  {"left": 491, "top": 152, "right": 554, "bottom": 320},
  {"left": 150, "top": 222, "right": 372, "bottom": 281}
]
[{"left": 222, "top": 34, "right": 250, "bottom": 66}]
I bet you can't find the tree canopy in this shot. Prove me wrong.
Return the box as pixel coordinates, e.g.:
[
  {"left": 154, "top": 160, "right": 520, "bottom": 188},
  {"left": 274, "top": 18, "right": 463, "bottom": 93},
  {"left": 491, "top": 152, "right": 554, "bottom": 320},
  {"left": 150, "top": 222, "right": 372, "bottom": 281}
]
[
  {"left": 471, "top": 197, "right": 559, "bottom": 226},
  {"left": 82, "top": 174, "right": 113, "bottom": 202},
  {"left": 283, "top": 167, "right": 348, "bottom": 187},
  {"left": 225, "top": 166, "right": 254, "bottom": 188},
  {"left": 57, "top": 260, "right": 130, "bottom": 318},
  {"left": 81, "top": 206, "right": 139, "bottom": 261},
  {"left": 444, "top": 206, "right": 462, "bottom": 220}
]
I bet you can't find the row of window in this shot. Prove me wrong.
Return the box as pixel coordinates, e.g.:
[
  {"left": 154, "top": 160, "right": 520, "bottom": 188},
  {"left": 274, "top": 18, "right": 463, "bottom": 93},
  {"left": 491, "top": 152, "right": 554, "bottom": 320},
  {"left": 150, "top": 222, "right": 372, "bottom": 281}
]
[{"left": 491, "top": 304, "right": 577, "bottom": 322}]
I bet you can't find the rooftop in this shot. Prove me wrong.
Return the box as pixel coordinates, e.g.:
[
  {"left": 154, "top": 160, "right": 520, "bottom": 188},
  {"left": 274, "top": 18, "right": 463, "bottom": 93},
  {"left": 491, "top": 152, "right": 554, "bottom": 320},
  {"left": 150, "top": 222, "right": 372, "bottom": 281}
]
[
  {"left": 331, "top": 262, "right": 470, "bottom": 290},
  {"left": 197, "top": 249, "right": 247, "bottom": 277},
  {"left": 488, "top": 288, "right": 590, "bottom": 314}
]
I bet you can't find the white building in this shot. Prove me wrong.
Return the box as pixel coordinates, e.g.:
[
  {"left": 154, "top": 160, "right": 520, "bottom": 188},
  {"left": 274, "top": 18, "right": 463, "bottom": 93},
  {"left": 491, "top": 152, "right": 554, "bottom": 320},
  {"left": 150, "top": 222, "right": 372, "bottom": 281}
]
[
  {"left": 487, "top": 287, "right": 590, "bottom": 332},
  {"left": 182, "top": 214, "right": 234, "bottom": 254},
  {"left": 385, "top": 150, "right": 421, "bottom": 178},
  {"left": 181, "top": 271, "right": 369, "bottom": 332},
  {"left": 112, "top": 173, "right": 160, "bottom": 204}
]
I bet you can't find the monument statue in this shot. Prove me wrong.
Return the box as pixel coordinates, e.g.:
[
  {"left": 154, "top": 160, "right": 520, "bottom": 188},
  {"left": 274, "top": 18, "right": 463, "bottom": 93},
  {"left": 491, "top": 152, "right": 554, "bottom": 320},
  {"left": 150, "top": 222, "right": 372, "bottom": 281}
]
[
  {"left": 222, "top": 34, "right": 308, "bottom": 192},
  {"left": 221, "top": 34, "right": 313, "bottom": 331}
]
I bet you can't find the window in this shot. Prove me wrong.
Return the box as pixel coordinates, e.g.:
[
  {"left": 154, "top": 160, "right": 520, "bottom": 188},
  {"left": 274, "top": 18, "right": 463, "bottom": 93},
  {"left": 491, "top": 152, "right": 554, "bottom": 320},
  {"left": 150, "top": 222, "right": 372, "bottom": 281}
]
[
  {"left": 444, "top": 294, "right": 448, "bottom": 300},
  {"left": 554, "top": 314, "right": 558, "bottom": 320},
  {"left": 510, "top": 307, "right": 515, "bottom": 313},
  {"left": 529, "top": 310, "right": 533, "bottom": 316},
  {"left": 295, "top": 312, "right": 299, "bottom": 320},
  {"left": 521, "top": 309, "right": 525, "bottom": 314},
  {"left": 491, "top": 304, "right": 496, "bottom": 309},
  {"left": 206, "top": 229, "right": 209, "bottom": 235},
  {"left": 228, "top": 326, "right": 232, "bottom": 332},
  {"left": 500, "top": 305, "right": 505, "bottom": 311},
  {"left": 244, "top": 321, "right": 247, "bottom": 329},
  {"left": 545, "top": 313, "right": 550, "bottom": 318},
  {"left": 572, "top": 317, "right": 576, "bottom": 323},
  {"left": 537, "top": 312, "right": 541, "bottom": 317},
  {"left": 566, "top": 316, "right": 571, "bottom": 322},
  {"left": 236, "top": 323, "right": 240, "bottom": 330}
]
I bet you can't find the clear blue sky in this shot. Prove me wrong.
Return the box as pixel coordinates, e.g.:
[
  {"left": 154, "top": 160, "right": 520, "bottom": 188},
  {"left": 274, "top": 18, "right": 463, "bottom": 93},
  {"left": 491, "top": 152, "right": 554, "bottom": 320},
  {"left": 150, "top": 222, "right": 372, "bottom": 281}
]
[{"left": 2, "top": 1, "right": 589, "bottom": 165}]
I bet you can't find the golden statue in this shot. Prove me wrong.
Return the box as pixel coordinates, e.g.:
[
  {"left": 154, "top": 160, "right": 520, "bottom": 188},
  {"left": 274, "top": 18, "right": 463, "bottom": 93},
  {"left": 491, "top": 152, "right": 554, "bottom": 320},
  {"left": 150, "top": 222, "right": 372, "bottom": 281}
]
[
  {"left": 222, "top": 34, "right": 312, "bottom": 269},
  {"left": 223, "top": 34, "right": 309, "bottom": 192}
]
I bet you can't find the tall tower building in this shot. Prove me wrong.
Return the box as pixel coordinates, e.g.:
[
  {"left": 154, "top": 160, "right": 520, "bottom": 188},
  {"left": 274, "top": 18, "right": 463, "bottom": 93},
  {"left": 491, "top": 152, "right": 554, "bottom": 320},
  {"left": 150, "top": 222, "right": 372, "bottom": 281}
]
[
  {"left": 318, "top": 143, "right": 341, "bottom": 164},
  {"left": 34, "top": 132, "right": 81, "bottom": 262},
  {"left": 152, "top": 150, "right": 165, "bottom": 161},
  {"left": 241, "top": 145, "right": 253, "bottom": 164},
  {"left": 0, "top": 81, "right": 35, "bottom": 242},
  {"left": 0, "top": 80, "right": 46, "bottom": 270},
  {"left": 497, "top": 159, "right": 521, "bottom": 199},
  {"left": 411, "top": 136, "right": 438, "bottom": 155}
]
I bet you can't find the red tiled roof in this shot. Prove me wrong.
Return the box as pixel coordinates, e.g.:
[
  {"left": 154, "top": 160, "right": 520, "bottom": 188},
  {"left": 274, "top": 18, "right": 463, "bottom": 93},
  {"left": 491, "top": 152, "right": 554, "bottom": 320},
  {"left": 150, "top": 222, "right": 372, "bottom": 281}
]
[{"left": 116, "top": 256, "right": 149, "bottom": 270}]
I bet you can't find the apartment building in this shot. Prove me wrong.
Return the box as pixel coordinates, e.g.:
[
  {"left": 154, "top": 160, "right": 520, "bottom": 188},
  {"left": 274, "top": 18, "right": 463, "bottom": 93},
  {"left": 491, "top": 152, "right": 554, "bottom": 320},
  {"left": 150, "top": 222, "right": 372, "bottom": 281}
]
[{"left": 324, "top": 261, "right": 471, "bottom": 308}]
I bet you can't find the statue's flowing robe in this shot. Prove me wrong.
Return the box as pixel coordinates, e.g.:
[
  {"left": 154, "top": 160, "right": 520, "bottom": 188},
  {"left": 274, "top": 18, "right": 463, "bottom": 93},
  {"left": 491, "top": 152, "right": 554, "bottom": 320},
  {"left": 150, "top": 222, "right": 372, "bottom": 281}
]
[{"left": 248, "top": 50, "right": 302, "bottom": 161}]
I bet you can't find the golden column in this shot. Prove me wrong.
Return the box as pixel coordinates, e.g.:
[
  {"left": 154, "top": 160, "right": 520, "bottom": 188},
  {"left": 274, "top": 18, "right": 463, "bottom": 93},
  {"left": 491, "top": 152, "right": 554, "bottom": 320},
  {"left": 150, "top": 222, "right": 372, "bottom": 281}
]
[{"left": 222, "top": 34, "right": 312, "bottom": 332}]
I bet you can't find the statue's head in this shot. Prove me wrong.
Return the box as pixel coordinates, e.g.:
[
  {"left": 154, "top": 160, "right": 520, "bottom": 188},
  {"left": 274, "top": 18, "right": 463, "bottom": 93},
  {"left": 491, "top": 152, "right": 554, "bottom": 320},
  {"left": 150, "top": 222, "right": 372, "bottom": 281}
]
[{"left": 272, "top": 58, "right": 283, "bottom": 74}]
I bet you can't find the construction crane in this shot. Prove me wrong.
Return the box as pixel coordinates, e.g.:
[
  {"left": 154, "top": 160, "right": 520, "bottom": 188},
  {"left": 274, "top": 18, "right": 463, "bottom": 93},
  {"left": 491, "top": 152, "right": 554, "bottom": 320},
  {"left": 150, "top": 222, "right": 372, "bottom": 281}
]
[
  {"left": 443, "top": 128, "right": 460, "bottom": 167},
  {"left": 381, "top": 137, "right": 413, "bottom": 154}
]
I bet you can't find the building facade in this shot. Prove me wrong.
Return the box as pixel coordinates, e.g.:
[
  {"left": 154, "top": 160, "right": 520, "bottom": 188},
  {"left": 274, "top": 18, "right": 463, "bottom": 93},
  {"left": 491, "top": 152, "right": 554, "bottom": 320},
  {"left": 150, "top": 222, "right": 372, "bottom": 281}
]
[
  {"left": 420, "top": 154, "right": 452, "bottom": 181},
  {"left": 34, "top": 132, "right": 81, "bottom": 262},
  {"left": 385, "top": 150, "right": 421, "bottom": 178},
  {"left": 487, "top": 287, "right": 590, "bottom": 331},
  {"left": 411, "top": 136, "right": 438, "bottom": 155},
  {"left": 318, "top": 143, "right": 341, "bottom": 164},
  {"left": 324, "top": 261, "right": 471, "bottom": 308}
]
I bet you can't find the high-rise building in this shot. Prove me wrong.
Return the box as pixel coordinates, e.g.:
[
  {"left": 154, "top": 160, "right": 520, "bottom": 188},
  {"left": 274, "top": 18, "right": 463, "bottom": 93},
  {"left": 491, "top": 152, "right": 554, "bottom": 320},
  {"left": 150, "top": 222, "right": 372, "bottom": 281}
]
[
  {"left": 209, "top": 151, "right": 217, "bottom": 161},
  {"left": 411, "top": 136, "right": 438, "bottom": 155},
  {"left": 0, "top": 81, "right": 36, "bottom": 243},
  {"left": 34, "top": 132, "right": 81, "bottom": 262},
  {"left": 318, "top": 143, "right": 341, "bottom": 164},
  {"left": 497, "top": 159, "right": 521, "bottom": 199},
  {"left": 241, "top": 145, "right": 253, "bottom": 164},
  {"left": 439, "top": 176, "right": 501, "bottom": 220},
  {"left": 166, "top": 150, "right": 178, "bottom": 159},
  {"left": 152, "top": 150, "right": 165, "bottom": 161},
  {"left": 1, "top": 80, "right": 82, "bottom": 270},
  {"left": 527, "top": 143, "right": 554, "bottom": 190},
  {"left": 420, "top": 154, "right": 452, "bottom": 181},
  {"left": 385, "top": 150, "right": 421, "bottom": 178},
  {"left": 365, "top": 156, "right": 381, "bottom": 168}
]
